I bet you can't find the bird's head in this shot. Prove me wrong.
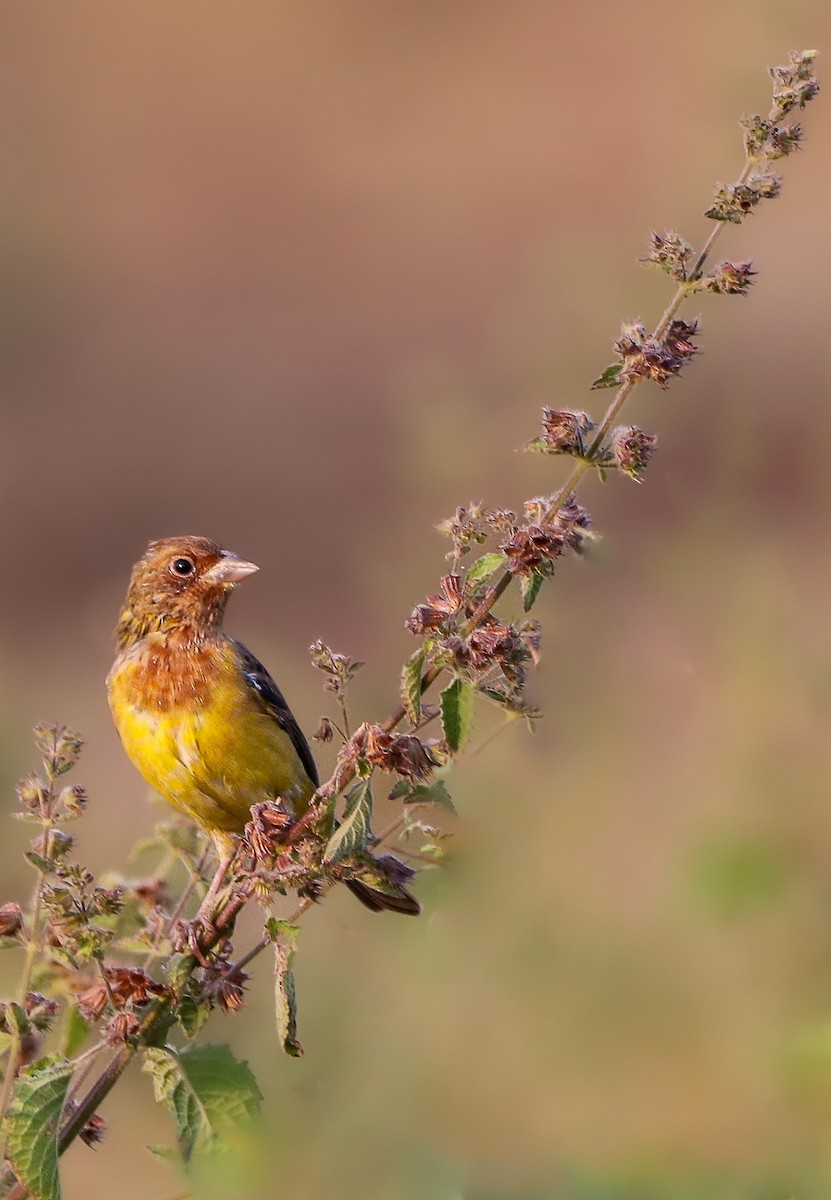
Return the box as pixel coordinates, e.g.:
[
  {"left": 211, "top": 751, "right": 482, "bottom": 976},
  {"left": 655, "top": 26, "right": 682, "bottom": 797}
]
[{"left": 115, "top": 536, "right": 259, "bottom": 648}]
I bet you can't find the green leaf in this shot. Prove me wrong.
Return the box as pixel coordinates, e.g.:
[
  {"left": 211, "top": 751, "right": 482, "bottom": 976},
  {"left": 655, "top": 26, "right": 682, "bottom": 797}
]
[
  {"left": 440, "top": 678, "right": 474, "bottom": 755},
  {"left": 323, "top": 779, "right": 373, "bottom": 863},
  {"left": 272, "top": 931, "right": 303, "bottom": 1057},
  {"left": 401, "top": 648, "right": 425, "bottom": 725},
  {"left": 467, "top": 552, "right": 507, "bottom": 588},
  {"left": 176, "top": 992, "right": 212, "bottom": 1039},
  {"left": 520, "top": 571, "right": 544, "bottom": 612},
  {"left": 4, "top": 1058, "right": 74, "bottom": 1200},
  {"left": 142, "top": 1044, "right": 261, "bottom": 1163},
  {"left": 590, "top": 362, "right": 623, "bottom": 389},
  {"left": 59, "top": 1005, "right": 88, "bottom": 1059},
  {"left": 388, "top": 778, "right": 456, "bottom": 814}
]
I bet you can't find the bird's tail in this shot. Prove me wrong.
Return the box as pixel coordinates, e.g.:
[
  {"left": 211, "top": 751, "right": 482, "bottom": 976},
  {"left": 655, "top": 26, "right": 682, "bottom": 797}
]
[{"left": 344, "top": 852, "right": 421, "bottom": 917}]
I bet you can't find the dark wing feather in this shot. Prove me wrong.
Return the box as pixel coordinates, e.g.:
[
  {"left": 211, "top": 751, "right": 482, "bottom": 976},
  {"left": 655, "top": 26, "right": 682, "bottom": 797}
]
[{"left": 231, "top": 639, "right": 319, "bottom": 788}]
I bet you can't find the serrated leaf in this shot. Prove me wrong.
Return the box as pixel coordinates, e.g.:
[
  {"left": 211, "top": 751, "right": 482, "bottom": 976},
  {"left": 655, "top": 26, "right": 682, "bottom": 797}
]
[
  {"left": 467, "top": 553, "right": 507, "bottom": 588},
  {"left": 520, "top": 571, "right": 544, "bottom": 612},
  {"left": 393, "top": 779, "right": 456, "bottom": 814},
  {"left": 273, "top": 932, "right": 303, "bottom": 1057},
  {"left": 176, "top": 992, "right": 212, "bottom": 1039},
  {"left": 590, "top": 362, "right": 623, "bottom": 389},
  {"left": 323, "top": 779, "right": 373, "bottom": 863},
  {"left": 59, "top": 1004, "right": 88, "bottom": 1059},
  {"left": 440, "top": 678, "right": 474, "bottom": 755},
  {"left": 401, "top": 648, "right": 425, "bottom": 725},
  {"left": 142, "top": 1044, "right": 261, "bottom": 1163},
  {"left": 4, "top": 1059, "right": 73, "bottom": 1200}
]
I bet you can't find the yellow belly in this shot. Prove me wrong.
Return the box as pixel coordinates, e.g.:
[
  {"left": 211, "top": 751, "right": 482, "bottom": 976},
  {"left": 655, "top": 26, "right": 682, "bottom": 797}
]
[{"left": 107, "top": 648, "right": 315, "bottom": 836}]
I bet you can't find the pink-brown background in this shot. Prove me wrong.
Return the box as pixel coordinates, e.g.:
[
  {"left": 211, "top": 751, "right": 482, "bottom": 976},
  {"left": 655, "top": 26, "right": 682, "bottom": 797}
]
[{"left": 2, "top": 3, "right": 831, "bottom": 1197}]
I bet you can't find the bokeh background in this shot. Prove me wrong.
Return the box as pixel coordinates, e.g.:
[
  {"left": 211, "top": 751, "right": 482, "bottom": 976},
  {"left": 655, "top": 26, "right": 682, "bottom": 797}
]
[{"left": 2, "top": 2, "right": 831, "bottom": 1197}]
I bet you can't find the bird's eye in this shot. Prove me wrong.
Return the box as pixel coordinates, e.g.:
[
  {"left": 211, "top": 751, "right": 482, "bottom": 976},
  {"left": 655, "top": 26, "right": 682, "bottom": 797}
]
[{"left": 171, "top": 557, "right": 195, "bottom": 577}]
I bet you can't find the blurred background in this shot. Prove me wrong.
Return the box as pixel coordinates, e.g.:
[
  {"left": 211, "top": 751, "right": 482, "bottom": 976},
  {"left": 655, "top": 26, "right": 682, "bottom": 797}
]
[{"left": 2, "top": 2, "right": 831, "bottom": 1197}]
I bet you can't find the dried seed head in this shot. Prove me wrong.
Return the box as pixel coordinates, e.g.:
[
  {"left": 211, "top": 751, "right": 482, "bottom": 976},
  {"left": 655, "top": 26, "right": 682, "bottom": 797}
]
[
  {"left": 202, "top": 958, "right": 249, "bottom": 1013},
  {"left": 611, "top": 426, "right": 658, "bottom": 481},
  {"left": 694, "top": 260, "right": 756, "bottom": 296},
  {"left": 0, "top": 903, "right": 24, "bottom": 937},
  {"left": 535, "top": 408, "right": 596, "bottom": 455},
  {"left": 103, "top": 1012, "right": 140, "bottom": 1045},
  {"left": 80, "top": 1113, "right": 106, "bottom": 1149},
  {"left": 502, "top": 525, "right": 566, "bottom": 575},
  {"left": 614, "top": 319, "right": 698, "bottom": 388},
  {"left": 705, "top": 173, "right": 782, "bottom": 223},
  {"left": 76, "top": 984, "right": 109, "bottom": 1022},
  {"left": 243, "top": 800, "right": 293, "bottom": 863},
  {"left": 364, "top": 725, "right": 437, "bottom": 780},
  {"left": 133, "top": 878, "right": 169, "bottom": 909},
  {"left": 406, "top": 575, "right": 464, "bottom": 635},
  {"left": 313, "top": 716, "right": 335, "bottom": 743},
  {"left": 742, "top": 114, "right": 804, "bottom": 159},
  {"left": 436, "top": 503, "right": 488, "bottom": 559},
  {"left": 769, "top": 50, "right": 819, "bottom": 117},
  {"left": 640, "top": 230, "right": 695, "bottom": 280},
  {"left": 16, "top": 774, "right": 47, "bottom": 813}
]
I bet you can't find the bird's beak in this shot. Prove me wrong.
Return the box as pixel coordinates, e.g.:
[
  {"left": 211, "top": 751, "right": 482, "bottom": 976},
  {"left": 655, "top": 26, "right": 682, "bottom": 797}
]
[{"left": 203, "top": 551, "right": 260, "bottom": 587}]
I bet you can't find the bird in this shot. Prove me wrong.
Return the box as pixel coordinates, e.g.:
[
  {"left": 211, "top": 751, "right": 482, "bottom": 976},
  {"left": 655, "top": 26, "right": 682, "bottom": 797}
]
[{"left": 107, "top": 535, "right": 420, "bottom": 925}]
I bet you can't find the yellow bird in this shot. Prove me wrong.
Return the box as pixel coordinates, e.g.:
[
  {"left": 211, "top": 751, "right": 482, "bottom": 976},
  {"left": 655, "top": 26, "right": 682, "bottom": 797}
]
[{"left": 107, "top": 536, "right": 420, "bottom": 918}]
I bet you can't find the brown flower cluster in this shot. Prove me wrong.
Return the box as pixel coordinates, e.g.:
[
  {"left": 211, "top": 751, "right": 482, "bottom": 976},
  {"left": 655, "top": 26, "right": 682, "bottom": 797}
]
[
  {"left": 613, "top": 318, "right": 699, "bottom": 388},
  {"left": 76, "top": 967, "right": 168, "bottom": 1023},
  {"left": 694, "top": 261, "right": 756, "bottom": 296},
  {"left": 611, "top": 426, "right": 658, "bottom": 481},
  {"left": 406, "top": 574, "right": 463, "bottom": 635},
  {"left": 705, "top": 174, "right": 782, "bottom": 223},
  {"left": 535, "top": 408, "right": 596, "bottom": 455},
  {"left": 641, "top": 230, "right": 694, "bottom": 280},
  {"left": 769, "top": 49, "right": 819, "bottom": 117},
  {"left": 362, "top": 724, "right": 437, "bottom": 779},
  {"left": 444, "top": 618, "right": 539, "bottom": 692},
  {"left": 436, "top": 503, "right": 488, "bottom": 560},
  {"left": 200, "top": 957, "right": 249, "bottom": 1013},
  {"left": 502, "top": 497, "right": 591, "bottom": 576}
]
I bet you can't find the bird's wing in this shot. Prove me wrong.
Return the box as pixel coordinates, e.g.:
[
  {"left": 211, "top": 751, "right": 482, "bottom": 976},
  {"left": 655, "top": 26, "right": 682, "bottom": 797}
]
[{"left": 230, "top": 639, "right": 320, "bottom": 788}]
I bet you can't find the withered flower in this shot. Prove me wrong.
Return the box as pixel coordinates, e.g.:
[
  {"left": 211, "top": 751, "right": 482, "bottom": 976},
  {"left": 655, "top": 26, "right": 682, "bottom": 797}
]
[
  {"left": 79, "top": 1114, "right": 106, "bottom": 1149},
  {"left": 133, "top": 878, "right": 169, "bottom": 909},
  {"left": 76, "top": 983, "right": 109, "bottom": 1022},
  {"left": 103, "top": 1012, "right": 140, "bottom": 1045},
  {"left": 363, "top": 725, "right": 436, "bottom": 780},
  {"left": 201, "top": 958, "right": 249, "bottom": 1013},
  {"left": 105, "top": 966, "right": 167, "bottom": 1007},
  {"left": 25, "top": 992, "right": 59, "bottom": 1031},
  {"left": 705, "top": 174, "right": 782, "bottom": 223},
  {"left": 641, "top": 230, "right": 694, "bottom": 280},
  {"left": 770, "top": 49, "right": 819, "bottom": 116},
  {"left": 614, "top": 319, "right": 698, "bottom": 387},
  {"left": 313, "top": 716, "right": 335, "bottom": 743},
  {"left": 243, "top": 800, "right": 293, "bottom": 862},
  {"left": 695, "top": 261, "right": 756, "bottom": 295},
  {"left": 502, "top": 524, "right": 566, "bottom": 575},
  {"left": 0, "top": 903, "right": 23, "bottom": 937},
  {"left": 436, "top": 503, "right": 488, "bottom": 559},
  {"left": 611, "top": 426, "right": 658, "bottom": 481},
  {"left": 406, "top": 575, "right": 464, "bottom": 635},
  {"left": 537, "top": 408, "right": 596, "bottom": 455}
]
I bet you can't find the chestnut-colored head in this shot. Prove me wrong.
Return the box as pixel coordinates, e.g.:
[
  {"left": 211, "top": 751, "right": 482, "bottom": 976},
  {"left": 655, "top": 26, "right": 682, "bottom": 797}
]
[{"left": 115, "top": 536, "right": 259, "bottom": 648}]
